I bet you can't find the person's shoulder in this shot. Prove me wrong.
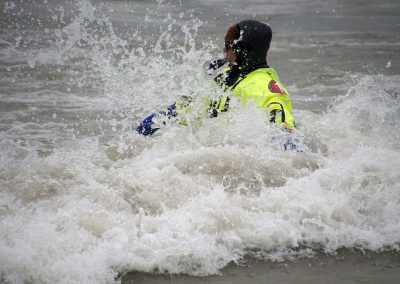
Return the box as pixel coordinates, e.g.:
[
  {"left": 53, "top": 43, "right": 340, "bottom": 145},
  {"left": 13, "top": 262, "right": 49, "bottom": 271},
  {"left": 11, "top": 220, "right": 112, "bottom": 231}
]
[
  {"left": 262, "top": 67, "right": 281, "bottom": 82},
  {"left": 246, "top": 67, "right": 276, "bottom": 81}
]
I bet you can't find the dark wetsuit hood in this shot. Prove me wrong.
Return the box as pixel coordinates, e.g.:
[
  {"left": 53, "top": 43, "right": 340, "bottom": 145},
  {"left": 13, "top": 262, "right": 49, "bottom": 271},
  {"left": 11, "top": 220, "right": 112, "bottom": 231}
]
[{"left": 225, "top": 19, "right": 272, "bottom": 87}]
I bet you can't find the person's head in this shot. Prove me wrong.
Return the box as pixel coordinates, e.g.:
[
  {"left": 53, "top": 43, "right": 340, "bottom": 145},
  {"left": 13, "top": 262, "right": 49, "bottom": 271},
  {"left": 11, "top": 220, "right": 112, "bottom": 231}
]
[
  {"left": 224, "top": 19, "right": 272, "bottom": 70},
  {"left": 224, "top": 24, "right": 239, "bottom": 65}
]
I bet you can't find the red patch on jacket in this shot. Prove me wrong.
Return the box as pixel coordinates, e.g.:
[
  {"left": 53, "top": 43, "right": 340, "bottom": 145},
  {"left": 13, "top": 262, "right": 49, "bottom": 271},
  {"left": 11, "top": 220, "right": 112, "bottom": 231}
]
[{"left": 268, "top": 80, "right": 286, "bottom": 95}]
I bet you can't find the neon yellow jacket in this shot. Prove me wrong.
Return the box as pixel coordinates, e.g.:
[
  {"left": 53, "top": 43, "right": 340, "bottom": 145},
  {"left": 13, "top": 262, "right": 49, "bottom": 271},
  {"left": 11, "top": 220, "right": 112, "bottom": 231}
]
[{"left": 214, "top": 67, "right": 295, "bottom": 129}]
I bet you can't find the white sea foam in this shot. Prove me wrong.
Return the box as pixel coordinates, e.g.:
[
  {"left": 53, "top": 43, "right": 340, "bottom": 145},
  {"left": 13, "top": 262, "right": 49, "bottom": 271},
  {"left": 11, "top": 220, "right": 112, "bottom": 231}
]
[{"left": 1, "top": 0, "right": 399, "bottom": 283}]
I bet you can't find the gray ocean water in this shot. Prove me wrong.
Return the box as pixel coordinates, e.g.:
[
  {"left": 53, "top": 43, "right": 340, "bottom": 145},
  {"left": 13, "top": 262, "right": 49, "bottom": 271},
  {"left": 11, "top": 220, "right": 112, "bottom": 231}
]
[{"left": 1, "top": 0, "right": 400, "bottom": 283}]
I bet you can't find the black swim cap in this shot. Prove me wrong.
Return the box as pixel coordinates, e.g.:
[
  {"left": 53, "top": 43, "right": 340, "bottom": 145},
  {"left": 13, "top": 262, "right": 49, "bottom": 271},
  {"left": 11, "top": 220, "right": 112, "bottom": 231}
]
[{"left": 223, "top": 19, "right": 272, "bottom": 86}]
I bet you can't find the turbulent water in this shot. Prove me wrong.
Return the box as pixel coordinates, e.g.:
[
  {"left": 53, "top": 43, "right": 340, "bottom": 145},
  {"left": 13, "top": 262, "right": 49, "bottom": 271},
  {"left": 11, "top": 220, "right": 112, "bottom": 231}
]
[{"left": 1, "top": 0, "right": 400, "bottom": 283}]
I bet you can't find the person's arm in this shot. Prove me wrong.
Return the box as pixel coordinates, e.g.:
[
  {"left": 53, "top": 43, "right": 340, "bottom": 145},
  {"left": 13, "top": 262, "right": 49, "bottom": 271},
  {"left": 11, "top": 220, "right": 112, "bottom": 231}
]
[
  {"left": 206, "top": 96, "right": 230, "bottom": 117},
  {"left": 136, "top": 102, "right": 177, "bottom": 136},
  {"left": 206, "top": 59, "right": 231, "bottom": 117},
  {"left": 137, "top": 59, "right": 230, "bottom": 136}
]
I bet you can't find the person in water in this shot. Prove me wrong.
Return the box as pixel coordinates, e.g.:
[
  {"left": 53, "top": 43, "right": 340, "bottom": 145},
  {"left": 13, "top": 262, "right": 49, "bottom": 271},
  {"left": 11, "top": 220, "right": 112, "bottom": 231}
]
[{"left": 137, "top": 19, "right": 295, "bottom": 137}]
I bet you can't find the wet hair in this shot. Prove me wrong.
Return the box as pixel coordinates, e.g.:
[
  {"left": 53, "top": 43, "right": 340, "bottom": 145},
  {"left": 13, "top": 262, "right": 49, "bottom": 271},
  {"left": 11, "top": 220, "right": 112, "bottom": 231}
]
[{"left": 224, "top": 24, "right": 240, "bottom": 48}]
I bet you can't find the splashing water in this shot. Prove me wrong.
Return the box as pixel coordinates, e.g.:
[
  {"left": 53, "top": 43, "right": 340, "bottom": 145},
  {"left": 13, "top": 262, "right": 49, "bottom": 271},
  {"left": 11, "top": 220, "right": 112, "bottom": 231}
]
[{"left": 1, "top": 0, "right": 399, "bottom": 283}]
